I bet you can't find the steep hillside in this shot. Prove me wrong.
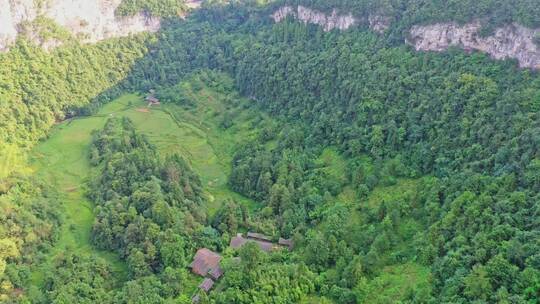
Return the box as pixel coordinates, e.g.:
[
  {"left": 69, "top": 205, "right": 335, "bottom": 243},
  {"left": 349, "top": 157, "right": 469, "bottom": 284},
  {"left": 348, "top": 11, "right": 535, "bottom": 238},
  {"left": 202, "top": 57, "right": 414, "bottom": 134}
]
[
  {"left": 0, "top": 0, "right": 161, "bottom": 51},
  {"left": 110, "top": 4, "right": 540, "bottom": 302},
  {"left": 408, "top": 22, "right": 540, "bottom": 69},
  {"left": 271, "top": 3, "right": 540, "bottom": 69},
  {"left": 1, "top": 1, "right": 540, "bottom": 303}
]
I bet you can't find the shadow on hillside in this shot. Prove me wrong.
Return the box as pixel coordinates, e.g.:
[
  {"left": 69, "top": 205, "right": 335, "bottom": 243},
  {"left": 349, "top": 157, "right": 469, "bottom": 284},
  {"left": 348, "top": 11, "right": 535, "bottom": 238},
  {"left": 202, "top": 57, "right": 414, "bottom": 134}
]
[{"left": 76, "top": 1, "right": 272, "bottom": 117}]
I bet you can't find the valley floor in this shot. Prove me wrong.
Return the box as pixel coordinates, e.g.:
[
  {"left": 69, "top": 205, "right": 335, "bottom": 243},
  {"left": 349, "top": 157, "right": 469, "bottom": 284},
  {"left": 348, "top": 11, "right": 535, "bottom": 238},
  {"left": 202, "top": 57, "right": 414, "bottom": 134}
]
[
  {"left": 28, "top": 81, "right": 432, "bottom": 302},
  {"left": 29, "top": 91, "right": 258, "bottom": 289}
]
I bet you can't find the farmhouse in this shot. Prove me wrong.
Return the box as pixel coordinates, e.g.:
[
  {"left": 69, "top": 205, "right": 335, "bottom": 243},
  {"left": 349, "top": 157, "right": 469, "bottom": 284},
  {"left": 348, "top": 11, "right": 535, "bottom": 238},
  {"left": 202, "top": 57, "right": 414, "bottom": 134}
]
[
  {"left": 198, "top": 278, "right": 214, "bottom": 293},
  {"left": 247, "top": 232, "right": 272, "bottom": 242},
  {"left": 230, "top": 233, "right": 274, "bottom": 252},
  {"left": 190, "top": 233, "right": 293, "bottom": 302},
  {"left": 190, "top": 248, "right": 222, "bottom": 277},
  {"left": 189, "top": 248, "right": 223, "bottom": 300},
  {"left": 208, "top": 266, "right": 224, "bottom": 280},
  {"left": 230, "top": 233, "right": 247, "bottom": 248},
  {"left": 230, "top": 232, "right": 293, "bottom": 252},
  {"left": 278, "top": 237, "right": 294, "bottom": 250},
  {"left": 146, "top": 95, "right": 160, "bottom": 106}
]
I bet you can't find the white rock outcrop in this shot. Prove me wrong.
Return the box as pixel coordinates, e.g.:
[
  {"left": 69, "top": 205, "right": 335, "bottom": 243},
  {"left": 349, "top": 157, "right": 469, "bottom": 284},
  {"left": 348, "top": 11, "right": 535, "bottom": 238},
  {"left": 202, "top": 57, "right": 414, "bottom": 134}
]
[
  {"left": 271, "top": 5, "right": 356, "bottom": 31},
  {"left": 272, "top": 5, "right": 540, "bottom": 69},
  {"left": 368, "top": 14, "right": 390, "bottom": 33},
  {"left": 0, "top": 0, "right": 161, "bottom": 51},
  {"left": 271, "top": 5, "right": 391, "bottom": 33},
  {"left": 408, "top": 22, "right": 540, "bottom": 69}
]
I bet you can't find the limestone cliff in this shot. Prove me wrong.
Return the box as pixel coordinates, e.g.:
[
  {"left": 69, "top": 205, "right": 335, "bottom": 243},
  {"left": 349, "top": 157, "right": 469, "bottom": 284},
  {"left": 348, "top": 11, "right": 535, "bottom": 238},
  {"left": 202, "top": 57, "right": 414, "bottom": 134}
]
[
  {"left": 0, "top": 0, "right": 161, "bottom": 51},
  {"left": 271, "top": 5, "right": 356, "bottom": 32},
  {"left": 271, "top": 5, "right": 390, "bottom": 33},
  {"left": 408, "top": 22, "right": 540, "bottom": 69},
  {"left": 271, "top": 5, "right": 540, "bottom": 69}
]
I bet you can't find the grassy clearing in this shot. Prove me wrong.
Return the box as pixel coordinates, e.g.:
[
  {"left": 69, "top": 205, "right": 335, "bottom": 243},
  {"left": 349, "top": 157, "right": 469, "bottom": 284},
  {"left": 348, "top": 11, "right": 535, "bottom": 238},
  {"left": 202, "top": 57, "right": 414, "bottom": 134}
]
[
  {"left": 315, "top": 147, "right": 348, "bottom": 184},
  {"left": 29, "top": 97, "right": 133, "bottom": 285},
  {"left": 29, "top": 83, "right": 261, "bottom": 286},
  {"left": 367, "top": 178, "right": 419, "bottom": 209},
  {"left": 347, "top": 174, "right": 423, "bottom": 236},
  {"left": 315, "top": 147, "right": 356, "bottom": 207},
  {"left": 357, "top": 262, "right": 431, "bottom": 303},
  {"left": 160, "top": 79, "right": 262, "bottom": 214}
]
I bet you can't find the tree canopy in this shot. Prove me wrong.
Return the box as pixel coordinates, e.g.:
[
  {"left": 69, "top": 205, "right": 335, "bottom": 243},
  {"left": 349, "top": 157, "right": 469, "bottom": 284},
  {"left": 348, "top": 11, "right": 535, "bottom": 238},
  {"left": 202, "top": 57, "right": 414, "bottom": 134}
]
[{"left": 1, "top": 0, "right": 540, "bottom": 303}]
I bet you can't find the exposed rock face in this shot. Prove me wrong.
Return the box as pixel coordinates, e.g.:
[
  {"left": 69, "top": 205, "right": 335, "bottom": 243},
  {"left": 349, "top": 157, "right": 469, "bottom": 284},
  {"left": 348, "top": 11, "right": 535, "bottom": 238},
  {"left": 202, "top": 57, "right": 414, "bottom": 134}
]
[
  {"left": 271, "top": 5, "right": 356, "bottom": 31},
  {"left": 368, "top": 14, "right": 390, "bottom": 33},
  {"left": 408, "top": 22, "right": 540, "bottom": 69},
  {"left": 272, "top": 5, "right": 540, "bottom": 69},
  {"left": 0, "top": 0, "right": 34, "bottom": 51},
  {"left": 271, "top": 5, "right": 293, "bottom": 22},
  {"left": 271, "top": 5, "right": 392, "bottom": 33},
  {"left": 0, "top": 0, "right": 161, "bottom": 52}
]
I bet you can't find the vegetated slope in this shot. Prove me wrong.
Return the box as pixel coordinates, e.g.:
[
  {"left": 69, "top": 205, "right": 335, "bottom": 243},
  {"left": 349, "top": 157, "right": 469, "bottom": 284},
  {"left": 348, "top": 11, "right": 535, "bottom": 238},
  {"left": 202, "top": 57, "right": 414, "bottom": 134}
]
[
  {"left": 14, "top": 74, "right": 267, "bottom": 302},
  {"left": 0, "top": 35, "right": 149, "bottom": 179},
  {"left": 1, "top": 1, "right": 539, "bottom": 303},
  {"left": 0, "top": 177, "right": 62, "bottom": 301},
  {"left": 269, "top": 1, "right": 540, "bottom": 69},
  {"left": 230, "top": 21, "right": 540, "bottom": 304},
  {"left": 115, "top": 0, "right": 189, "bottom": 17},
  {"left": 0, "top": 0, "right": 161, "bottom": 52},
  {"left": 115, "top": 4, "right": 540, "bottom": 303},
  {"left": 274, "top": 0, "right": 540, "bottom": 30}
]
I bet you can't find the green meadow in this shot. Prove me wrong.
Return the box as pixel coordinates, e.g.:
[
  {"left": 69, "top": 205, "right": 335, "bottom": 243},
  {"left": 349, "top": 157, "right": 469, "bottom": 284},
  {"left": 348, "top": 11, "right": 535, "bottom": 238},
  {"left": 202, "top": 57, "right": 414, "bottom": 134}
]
[
  {"left": 30, "top": 97, "right": 130, "bottom": 285},
  {"left": 28, "top": 78, "right": 431, "bottom": 302},
  {"left": 29, "top": 81, "right": 259, "bottom": 287},
  {"left": 356, "top": 262, "right": 431, "bottom": 303}
]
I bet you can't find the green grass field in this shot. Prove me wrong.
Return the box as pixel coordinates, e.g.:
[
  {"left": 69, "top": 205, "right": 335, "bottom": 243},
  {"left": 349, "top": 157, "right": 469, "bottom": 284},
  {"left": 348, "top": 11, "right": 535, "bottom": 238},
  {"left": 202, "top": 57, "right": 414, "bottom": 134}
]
[
  {"left": 316, "top": 147, "right": 349, "bottom": 185},
  {"left": 28, "top": 76, "right": 430, "bottom": 301},
  {"left": 29, "top": 82, "right": 261, "bottom": 288},
  {"left": 0, "top": 143, "right": 29, "bottom": 180},
  {"left": 357, "top": 262, "right": 431, "bottom": 303},
  {"left": 367, "top": 178, "right": 419, "bottom": 209},
  {"left": 29, "top": 97, "right": 131, "bottom": 285}
]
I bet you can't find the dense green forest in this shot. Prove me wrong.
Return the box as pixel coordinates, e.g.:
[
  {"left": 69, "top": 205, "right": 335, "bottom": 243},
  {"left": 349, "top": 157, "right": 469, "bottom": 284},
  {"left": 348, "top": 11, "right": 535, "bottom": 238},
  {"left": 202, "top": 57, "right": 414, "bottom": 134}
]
[
  {"left": 40, "top": 117, "right": 209, "bottom": 303},
  {"left": 275, "top": 0, "right": 540, "bottom": 31},
  {"left": 0, "top": 177, "right": 61, "bottom": 301},
  {"left": 1, "top": 0, "right": 540, "bottom": 303},
  {"left": 116, "top": 0, "right": 189, "bottom": 17},
  {"left": 91, "top": 3, "right": 540, "bottom": 302},
  {"left": 0, "top": 36, "right": 149, "bottom": 179}
]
